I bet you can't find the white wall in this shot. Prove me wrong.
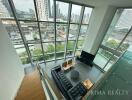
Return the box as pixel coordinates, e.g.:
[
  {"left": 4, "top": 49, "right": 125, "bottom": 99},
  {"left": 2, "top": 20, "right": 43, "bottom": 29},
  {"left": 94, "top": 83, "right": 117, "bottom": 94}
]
[
  {"left": 82, "top": 6, "right": 116, "bottom": 55},
  {"left": 0, "top": 21, "right": 24, "bottom": 100}
]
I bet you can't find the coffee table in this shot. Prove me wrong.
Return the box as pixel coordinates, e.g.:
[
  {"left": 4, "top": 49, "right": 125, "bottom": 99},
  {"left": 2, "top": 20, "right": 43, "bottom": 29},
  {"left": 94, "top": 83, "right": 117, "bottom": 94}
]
[{"left": 83, "top": 79, "right": 93, "bottom": 90}]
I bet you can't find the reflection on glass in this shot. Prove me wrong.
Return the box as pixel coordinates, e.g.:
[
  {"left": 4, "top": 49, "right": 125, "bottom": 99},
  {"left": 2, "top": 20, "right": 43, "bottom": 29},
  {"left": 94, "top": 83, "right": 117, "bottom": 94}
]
[
  {"left": 78, "top": 25, "right": 88, "bottom": 40},
  {"left": 82, "top": 7, "right": 92, "bottom": 24},
  {"left": 69, "top": 24, "right": 78, "bottom": 40},
  {"left": 118, "top": 30, "right": 132, "bottom": 52},
  {"left": 102, "top": 9, "right": 132, "bottom": 49},
  {"left": 71, "top": 4, "right": 81, "bottom": 23},
  {"left": 56, "top": 42, "right": 65, "bottom": 58},
  {"left": 93, "top": 48, "right": 113, "bottom": 69},
  {"left": 56, "top": 1, "right": 69, "bottom": 22},
  {"left": 118, "top": 42, "right": 130, "bottom": 52},
  {"left": 40, "top": 22, "right": 54, "bottom": 42},
  {"left": 56, "top": 24, "right": 68, "bottom": 41},
  {"left": 104, "top": 55, "right": 118, "bottom": 71},
  {"left": 20, "top": 21, "right": 40, "bottom": 42},
  {"left": 43, "top": 43, "right": 55, "bottom": 60},
  {"left": 13, "top": 0, "right": 36, "bottom": 20}
]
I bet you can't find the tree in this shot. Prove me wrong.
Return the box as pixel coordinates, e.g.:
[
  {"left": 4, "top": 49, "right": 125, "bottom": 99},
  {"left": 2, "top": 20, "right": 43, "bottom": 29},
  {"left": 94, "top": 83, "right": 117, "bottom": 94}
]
[
  {"left": 21, "top": 57, "right": 30, "bottom": 64},
  {"left": 19, "top": 51, "right": 30, "bottom": 64},
  {"left": 33, "top": 48, "right": 42, "bottom": 56},
  {"left": 33, "top": 48, "right": 43, "bottom": 61},
  {"left": 67, "top": 41, "right": 74, "bottom": 50},
  {"left": 106, "top": 39, "right": 119, "bottom": 49},
  {"left": 46, "top": 44, "right": 54, "bottom": 53},
  {"left": 56, "top": 43, "right": 65, "bottom": 52},
  {"left": 100, "top": 39, "right": 130, "bottom": 62}
]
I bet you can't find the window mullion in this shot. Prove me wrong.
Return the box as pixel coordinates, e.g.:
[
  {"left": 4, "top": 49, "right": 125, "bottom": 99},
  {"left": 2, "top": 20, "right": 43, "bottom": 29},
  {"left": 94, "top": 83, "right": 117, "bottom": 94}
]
[
  {"left": 103, "top": 26, "right": 132, "bottom": 69},
  {"left": 33, "top": 0, "right": 46, "bottom": 64},
  {"left": 54, "top": 0, "right": 57, "bottom": 61},
  {"left": 8, "top": 0, "right": 33, "bottom": 65},
  {"left": 73, "top": 6, "right": 85, "bottom": 56},
  {"left": 64, "top": 3, "right": 72, "bottom": 60}
]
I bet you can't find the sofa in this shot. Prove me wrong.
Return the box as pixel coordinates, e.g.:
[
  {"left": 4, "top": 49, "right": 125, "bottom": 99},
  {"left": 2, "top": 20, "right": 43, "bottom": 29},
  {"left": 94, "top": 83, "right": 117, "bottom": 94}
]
[
  {"left": 51, "top": 66, "right": 87, "bottom": 100},
  {"left": 51, "top": 66, "right": 73, "bottom": 99}
]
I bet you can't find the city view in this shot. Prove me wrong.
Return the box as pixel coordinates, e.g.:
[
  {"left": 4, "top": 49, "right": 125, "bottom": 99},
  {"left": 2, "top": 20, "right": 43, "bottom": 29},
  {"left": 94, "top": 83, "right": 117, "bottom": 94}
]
[
  {"left": 0, "top": 0, "right": 92, "bottom": 65},
  {"left": 1, "top": 0, "right": 132, "bottom": 68},
  {"left": 94, "top": 9, "right": 132, "bottom": 71}
]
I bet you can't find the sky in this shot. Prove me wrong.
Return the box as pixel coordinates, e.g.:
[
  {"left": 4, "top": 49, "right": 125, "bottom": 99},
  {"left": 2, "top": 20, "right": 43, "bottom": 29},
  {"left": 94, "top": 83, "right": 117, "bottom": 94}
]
[
  {"left": 13, "top": 0, "right": 35, "bottom": 12},
  {"left": 13, "top": 0, "right": 92, "bottom": 15},
  {"left": 116, "top": 9, "right": 132, "bottom": 29}
]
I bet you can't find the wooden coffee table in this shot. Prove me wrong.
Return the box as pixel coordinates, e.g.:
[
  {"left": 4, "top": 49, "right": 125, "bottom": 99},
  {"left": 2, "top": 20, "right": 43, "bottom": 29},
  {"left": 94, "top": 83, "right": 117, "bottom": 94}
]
[{"left": 83, "top": 79, "right": 93, "bottom": 90}]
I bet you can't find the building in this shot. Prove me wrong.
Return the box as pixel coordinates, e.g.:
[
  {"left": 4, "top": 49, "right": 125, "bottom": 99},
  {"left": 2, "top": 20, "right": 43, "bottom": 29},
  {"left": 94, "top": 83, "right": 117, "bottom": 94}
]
[
  {"left": 36, "top": 0, "right": 49, "bottom": 20},
  {"left": 1, "top": 0, "right": 132, "bottom": 100},
  {"left": 0, "top": 0, "right": 10, "bottom": 18},
  {"left": 1, "top": 0, "right": 13, "bottom": 17}
]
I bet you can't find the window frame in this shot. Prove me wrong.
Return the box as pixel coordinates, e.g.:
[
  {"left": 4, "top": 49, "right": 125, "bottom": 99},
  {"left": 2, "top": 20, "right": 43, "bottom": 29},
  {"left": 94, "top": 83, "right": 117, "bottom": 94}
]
[{"left": 5, "top": 0, "right": 93, "bottom": 66}]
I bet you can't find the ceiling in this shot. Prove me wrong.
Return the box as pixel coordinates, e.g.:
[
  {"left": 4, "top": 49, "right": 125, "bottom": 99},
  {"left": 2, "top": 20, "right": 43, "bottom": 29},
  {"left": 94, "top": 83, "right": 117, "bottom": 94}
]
[{"left": 69, "top": 0, "right": 132, "bottom": 7}]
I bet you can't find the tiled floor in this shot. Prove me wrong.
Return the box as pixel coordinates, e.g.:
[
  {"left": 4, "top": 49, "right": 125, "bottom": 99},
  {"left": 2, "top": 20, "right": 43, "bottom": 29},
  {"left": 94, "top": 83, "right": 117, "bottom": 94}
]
[{"left": 65, "top": 62, "right": 103, "bottom": 86}]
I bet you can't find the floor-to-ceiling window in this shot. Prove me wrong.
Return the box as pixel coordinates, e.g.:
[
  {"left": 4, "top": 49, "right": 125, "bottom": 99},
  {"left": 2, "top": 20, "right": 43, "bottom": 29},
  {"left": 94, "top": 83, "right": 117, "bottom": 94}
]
[
  {"left": 94, "top": 9, "right": 132, "bottom": 71},
  {"left": 0, "top": 0, "right": 93, "bottom": 66}
]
